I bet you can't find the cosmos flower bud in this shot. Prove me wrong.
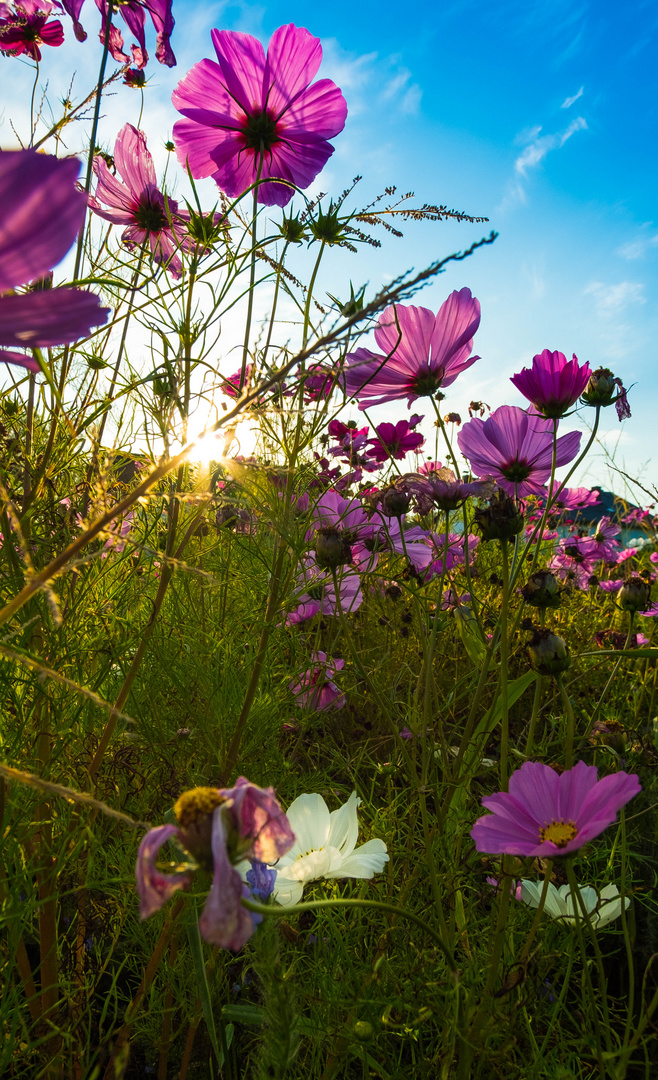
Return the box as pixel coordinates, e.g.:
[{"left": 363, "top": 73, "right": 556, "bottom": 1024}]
[
  {"left": 379, "top": 485, "right": 412, "bottom": 517},
  {"left": 123, "top": 67, "right": 146, "bottom": 88},
  {"left": 522, "top": 569, "right": 561, "bottom": 609},
  {"left": 474, "top": 489, "right": 524, "bottom": 542},
  {"left": 314, "top": 526, "right": 353, "bottom": 569},
  {"left": 581, "top": 368, "right": 617, "bottom": 407},
  {"left": 619, "top": 576, "right": 650, "bottom": 612},
  {"left": 527, "top": 628, "right": 571, "bottom": 676}
]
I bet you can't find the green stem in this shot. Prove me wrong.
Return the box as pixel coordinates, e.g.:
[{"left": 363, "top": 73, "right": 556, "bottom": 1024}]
[
  {"left": 302, "top": 240, "right": 326, "bottom": 350},
  {"left": 241, "top": 897, "right": 457, "bottom": 975},
  {"left": 239, "top": 160, "right": 262, "bottom": 392},
  {"left": 564, "top": 860, "right": 612, "bottom": 1074},
  {"left": 499, "top": 540, "right": 510, "bottom": 788}
]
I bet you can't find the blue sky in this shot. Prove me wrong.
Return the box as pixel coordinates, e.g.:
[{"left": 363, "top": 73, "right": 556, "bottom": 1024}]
[{"left": 2, "top": 0, "right": 657, "bottom": 495}]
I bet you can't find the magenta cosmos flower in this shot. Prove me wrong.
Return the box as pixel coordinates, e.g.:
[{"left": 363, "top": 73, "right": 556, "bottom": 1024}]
[
  {"left": 366, "top": 419, "right": 425, "bottom": 463},
  {"left": 60, "top": 0, "right": 174, "bottom": 66},
  {"left": 0, "top": 149, "right": 109, "bottom": 371},
  {"left": 457, "top": 406, "right": 582, "bottom": 498},
  {"left": 136, "top": 778, "right": 295, "bottom": 950},
  {"left": 89, "top": 124, "right": 190, "bottom": 277},
  {"left": 343, "top": 289, "right": 481, "bottom": 410},
  {"left": 0, "top": 0, "right": 64, "bottom": 60},
  {"left": 471, "top": 760, "right": 640, "bottom": 857},
  {"left": 172, "top": 24, "right": 347, "bottom": 207},
  {"left": 511, "top": 349, "right": 591, "bottom": 419}
]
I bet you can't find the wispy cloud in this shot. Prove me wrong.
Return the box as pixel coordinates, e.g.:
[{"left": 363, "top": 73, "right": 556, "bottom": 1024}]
[
  {"left": 617, "top": 227, "right": 658, "bottom": 261},
  {"left": 584, "top": 281, "right": 646, "bottom": 316},
  {"left": 514, "top": 116, "right": 587, "bottom": 176},
  {"left": 561, "top": 86, "right": 584, "bottom": 108}
]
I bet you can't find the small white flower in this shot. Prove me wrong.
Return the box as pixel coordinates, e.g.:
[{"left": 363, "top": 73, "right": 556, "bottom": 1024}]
[
  {"left": 520, "top": 880, "right": 630, "bottom": 929},
  {"left": 269, "top": 791, "right": 389, "bottom": 906}
]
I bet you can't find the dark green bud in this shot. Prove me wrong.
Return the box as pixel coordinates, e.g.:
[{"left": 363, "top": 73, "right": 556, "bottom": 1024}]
[
  {"left": 581, "top": 367, "right": 617, "bottom": 407},
  {"left": 619, "top": 575, "right": 650, "bottom": 612},
  {"left": 474, "top": 489, "right": 524, "bottom": 542},
  {"left": 278, "top": 212, "right": 308, "bottom": 245},
  {"left": 314, "top": 526, "right": 353, "bottom": 569},
  {"left": 527, "top": 628, "right": 571, "bottom": 676},
  {"left": 522, "top": 569, "right": 561, "bottom": 609}
]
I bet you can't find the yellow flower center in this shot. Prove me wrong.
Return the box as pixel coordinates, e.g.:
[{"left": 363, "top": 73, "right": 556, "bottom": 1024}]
[
  {"left": 174, "top": 787, "right": 225, "bottom": 827},
  {"left": 539, "top": 819, "right": 578, "bottom": 848}
]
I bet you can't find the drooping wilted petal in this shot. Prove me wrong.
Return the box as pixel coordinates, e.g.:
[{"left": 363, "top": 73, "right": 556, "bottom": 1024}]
[
  {"left": 198, "top": 807, "right": 255, "bottom": 950},
  {"left": 136, "top": 824, "right": 191, "bottom": 919}
]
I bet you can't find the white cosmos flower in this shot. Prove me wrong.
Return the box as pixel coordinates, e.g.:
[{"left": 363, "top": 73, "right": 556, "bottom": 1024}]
[
  {"left": 520, "top": 880, "right": 630, "bottom": 929},
  {"left": 269, "top": 791, "right": 389, "bottom": 906}
]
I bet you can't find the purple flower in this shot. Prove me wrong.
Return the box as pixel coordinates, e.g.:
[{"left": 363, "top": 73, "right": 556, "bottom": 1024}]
[
  {"left": 286, "top": 559, "right": 363, "bottom": 624},
  {"left": 457, "top": 406, "right": 581, "bottom": 498},
  {"left": 172, "top": 24, "right": 347, "bottom": 207},
  {"left": 548, "top": 485, "right": 602, "bottom": 512},
  {"left": 471, "top": 760, "right": 640, "bottom": 857},
  {"left": 343, "top": 290, "right": 481, "bottom": 409},
  {"left": 404, "top": 466, "right": 490, "bottom": 512},
  {"left": 290, "top": 651, "right": 346, "bottom": 711},
  {"left": 61, "top": 0, "right": 175, "bottom": 66},
  {"left": 89, "top": 124, "right": 190, "bottom": 277},
  {"left": 511, "top": 350, "right": 591, "bottom": 419},
  {"left": 365, "top": 420, "right": 425, "bottom": 463},
  {"left": 0, "top": 0, "right": 64, "bottom": 61},
  {"left": 136, "top": 779, "right": 295, "bottom": 951},
  {"left": 0, "top": 149, "right": 109, "bottom": 371}
]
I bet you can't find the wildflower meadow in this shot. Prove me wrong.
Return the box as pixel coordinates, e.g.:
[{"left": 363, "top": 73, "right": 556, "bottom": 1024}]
[{"left": 1, "top": 5, "right": 657, "bottom": 1079}]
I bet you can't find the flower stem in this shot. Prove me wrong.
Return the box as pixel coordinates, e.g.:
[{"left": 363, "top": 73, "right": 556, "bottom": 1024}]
[
  {"left": 242, "top": 896, "right": 457, "bottom": 975},
  {"left": 499, "top": 539, "right": 510, "bottom": 789},
  {"left": 557, "top": 674, "right": 577, "bottom": 768}
]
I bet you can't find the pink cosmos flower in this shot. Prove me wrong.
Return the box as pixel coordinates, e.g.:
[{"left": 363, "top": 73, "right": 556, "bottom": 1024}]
[
  {"left": 60, "top": 0, "right": 175, "bottom": 66},
  {"left": 290, "top": 651, "right": 345, "bottom": 711},
  {"left": 327, "top": 419, "right": 370, "bottom": 460},
  {"left": 343, "top": 290, "right": 481, "bottom": 409},
  {"left": 0, "top": 149, "right": 109, "bottom": 371},
  {"left": 172, "top": 24, "right": 347, "bottom": 207},
  {"left": 471, "top": 760, "right": 640, "bottom": 857},
  {"left": 591, "top": 516, "right": 621, "bottom": 561},
  {"left": 136, "top": 778, "right": 294, "bottom": 950},
  {"left": 423, "top": 531, "right": 479, "bottom": 580},
  {"left": 0, "top": 0, "right": 64, "bottom": 60},
  {"left": 547, "top": 485, "right": 602, "bottom": 512},
  {"left": 511, "top": 349, "right": 591, "bottom": 419},
  {"left": 285, "top": 558, "right": 363, "bottom": 625},
  {"left": 366, "top": 419, "right": 425, "bottom": 464},
  {"left": 89, "top": 124, "right": 190, "bottom": 277},
  {"left": 404, "top": 466, "right": 489, "bottom": 512},
  {"left": 457, "top": 406, "right": 582, "bottom": 498}
]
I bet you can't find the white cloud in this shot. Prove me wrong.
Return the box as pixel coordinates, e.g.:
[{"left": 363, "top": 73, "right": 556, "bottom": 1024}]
[
  {"left": 584, "top": 281, "right": 646, "bottom": 316},
  {"left": 514, "top": 116, "right": 587, "bottom": 176},
  {"left": 561, "top": 86, "right": 584, "bottom": 108},
  {"left": 617, "top": 228, "right": 658, "bottom": 261},
  {"left": 514, "top": 124, "right": 543, "bottom": 146}
]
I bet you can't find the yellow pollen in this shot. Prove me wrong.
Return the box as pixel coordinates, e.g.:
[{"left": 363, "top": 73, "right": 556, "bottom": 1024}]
[
  {"left": 174, "top": 786, "right": 225, "bottom": 827},
  {"left": 539, "top": 819, "right": 578, "bottom": 848}
]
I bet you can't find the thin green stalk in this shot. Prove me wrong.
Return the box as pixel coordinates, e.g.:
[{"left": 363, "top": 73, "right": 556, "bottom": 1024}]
[
  {"left": 431, "top": 397, "right": 462, "bottom": 478},
  {"left": 302, "top": 240, "right": 326, "bottom": 350},
  {"left": 239, "top": 164, "right": 262, "bottom": 392},
  {"left": 29, "top": 62, "right": 40, "bottom": 146},
  {"left": 564, "top": 860, "right": 613, "bottom": 1074},
  {"left": 242, "top": 897, "right": 457, "bottom": 975},
  {"left": 557, "top": 673, "right": 577, "bottom": 768},
  {"left": 499, "top": 540, "right": 510, "bottom": 788}
]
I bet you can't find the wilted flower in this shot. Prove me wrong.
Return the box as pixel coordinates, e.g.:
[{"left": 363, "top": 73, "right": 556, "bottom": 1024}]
[
  {"left": 268, "top": 791, "right": 388, "bottom": 906},
  {"left": 123, "top": 66, "right": 146, "bottom": 88},
  {"left": 471, "top": 760, "right": 641, "bottom": 857},
  {"left": 343, "top": 290, "right": 481, "bottom": 409},
  {"left": 136, "top": 779, "right": 295, "bottom": 950},
  {"left": 581, "top": 367, "right": 631, "bottom": 421},
  {"left": 89, "top": 124, "right": 190, "bottom": 277},
  {"left": 405, "top": 466, "right": 490, "bottom": 513},
  {"left": 458, "top": 406, "right": 581, "bottom": 498},
  {"left": 0, "top": 149, "right": 109, "bottom": 370},
  {"left": 172, "top": 24, "right": 347, "bottom": 206},
  {"left": 511, "top": 349, "right": 591, "bottom": 419},
  {"left": 61, "top": 0, "right": 175, "bottom": 67},
  {"left": 0, "top": 0, "right": 64, "bottom": 60},
  {"left": 520, "top": 880, "right": 630, "bottom": 929}
]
